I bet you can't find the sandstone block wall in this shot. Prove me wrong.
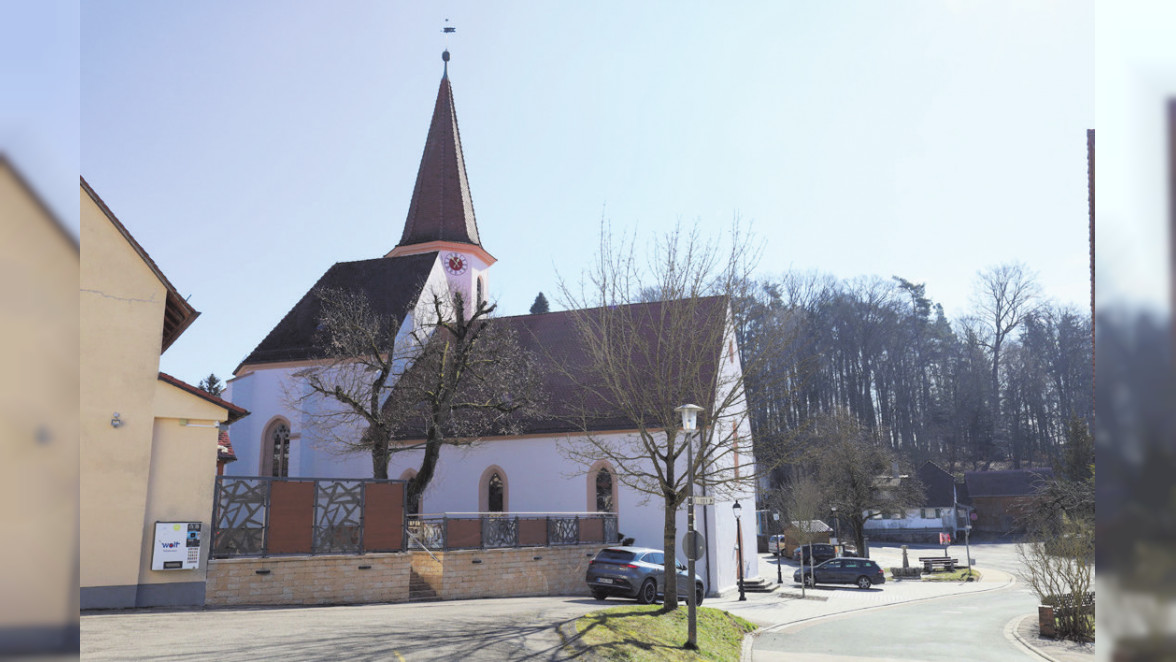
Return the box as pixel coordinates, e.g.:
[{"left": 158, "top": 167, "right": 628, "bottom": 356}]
[
  {"left": 206, "top": 544, "right": 606, "bottom": 606},
  {"left": 413, "top": 544, "right": 603, "bottom": 601},
  {"left": 205, "top": 553, "right": 411, "bottom": 606}
]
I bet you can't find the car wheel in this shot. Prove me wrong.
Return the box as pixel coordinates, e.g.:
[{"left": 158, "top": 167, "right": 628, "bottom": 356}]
[
  {"left": 591, "top": 589, "right": 608, "bottom": 601},
  {"left": 856, "top": 576, "right": 872, "bottom": 589},
  {"left": 637, "top": 579, "right": 657, "bottom": 605},
  {"left": 695, "top": 585, "right": 705, "bottom": 605},
  {"left": 804, "top": 575, "right": 814, "bottom": 588}
]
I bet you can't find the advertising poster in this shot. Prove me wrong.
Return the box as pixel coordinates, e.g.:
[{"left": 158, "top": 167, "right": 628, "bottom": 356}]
[{"left": 151, "top": 522, "right": 202, "bottom": 570}]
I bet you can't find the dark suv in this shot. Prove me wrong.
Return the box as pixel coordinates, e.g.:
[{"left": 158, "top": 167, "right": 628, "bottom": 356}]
[
  {"left": 794, "top": 557, "right": 886, "bottom": 589},
  {"left": 792, "top": 543, "right": 836, "bottom": 564},
  {"left": 586, "top": 546, "right": 704, "bottom": 605}
]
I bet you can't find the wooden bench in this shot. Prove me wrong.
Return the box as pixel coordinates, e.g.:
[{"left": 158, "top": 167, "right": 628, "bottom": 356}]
[{"left": 918, "top": 556, "right": 958, "bottom": 572}]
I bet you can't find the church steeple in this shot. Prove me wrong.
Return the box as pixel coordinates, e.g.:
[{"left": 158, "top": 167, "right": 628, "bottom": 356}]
[{"left": 387, "top": 50, "right": 493, "bottom": 266}]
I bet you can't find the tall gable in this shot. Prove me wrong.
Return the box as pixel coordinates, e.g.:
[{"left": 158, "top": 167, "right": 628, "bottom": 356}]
[
  {"left": 392, "top": 55, "right": 482, "bottom": 252},
  {"left": 81, "top": 177, "right": 199, "bottom": 352},
  {"left": 916, "top": 461, "right": 957, "bottom": 507},
  {"left": 236, "top": 253, "right": 438, "bottom": 371}
]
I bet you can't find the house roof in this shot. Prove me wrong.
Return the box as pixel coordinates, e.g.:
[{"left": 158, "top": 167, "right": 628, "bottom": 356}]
[
  {"left": 235, "top": 252, "right": 438, "bottom": 372},
  {"left": 392, "top": 57, "right": 483, "bottom": 253},
  {"left": 491, "top": 296, "right": 729, "bottom": 435},
  {"left": 81, "top": 177, "right": 199, "bottom": 352},
  {"left": 916, "top": 460, "right": 957, "bottom": 507},
  {"left": 158, "top": 372, "right": 250, "bottom": 424},
  {"left": 964, "top": 468, "right": 1054, "bottom": 498},
  {"left": 217, "top": 429, "right": 237, "bottom": 463},
  {"left": 788, "top": 520, "right": 832, "bottom": 534}
]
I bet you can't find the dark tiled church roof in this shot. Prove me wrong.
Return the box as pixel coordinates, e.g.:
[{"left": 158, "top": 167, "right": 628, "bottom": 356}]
[
  {"left": 236, "top": 252, "right": 438, "bottom": 371},
  {"left": 493, "top": 296, "right": 729, "bottom": 435},
  {"left": 395, "top": 63, "right": 481, "bottom": 250}
]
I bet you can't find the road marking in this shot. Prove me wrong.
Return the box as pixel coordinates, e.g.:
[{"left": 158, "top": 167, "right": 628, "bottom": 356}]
[{"left": 394, "top": 651, "right": 406, "bottom": 662}]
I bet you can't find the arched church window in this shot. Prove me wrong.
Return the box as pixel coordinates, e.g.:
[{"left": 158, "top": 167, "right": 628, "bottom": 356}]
[
  {"left": 268, "top": 421, "right": 290, "bottom": 478},
  {"left": 476, "top": 276, "right": 485, "bottom": 307},
  {"left": 487, "top": 472, "right": 504, "bottom": 512},
  {"left": 595, "top": 467, "right": 614, "bottom": 512}
]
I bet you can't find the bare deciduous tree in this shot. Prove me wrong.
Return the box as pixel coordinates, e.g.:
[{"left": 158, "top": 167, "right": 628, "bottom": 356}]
[
  {"left": 809, "top": 410, "right": 924, "bottom": 557},
  {"left": 292, "top": 287, "right": 542, "bottom": 509},
  {"left": 558, "top": 221, "right": 793, "bottom": 611},
  {"left": 1017, "top": 515, "right": 1094, "bottom": 642},
  {"left": 971, "top": 262, "right": 1041, "bottom": 467},
  {"left": 779, "top": 472, "right": 825, "bottom": 597}
]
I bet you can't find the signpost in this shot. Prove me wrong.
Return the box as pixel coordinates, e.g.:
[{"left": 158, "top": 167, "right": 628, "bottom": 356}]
[{"left": 682, "top": 530, "right": 706, "bottom": 561}]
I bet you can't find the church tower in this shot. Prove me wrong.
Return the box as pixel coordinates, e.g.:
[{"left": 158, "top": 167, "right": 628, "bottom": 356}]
[{"left": 386, "top": 50, "right": 495, "bottom": 316}]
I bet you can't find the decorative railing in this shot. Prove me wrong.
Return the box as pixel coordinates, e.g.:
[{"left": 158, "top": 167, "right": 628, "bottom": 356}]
[
  {"left": 211, "top": 477, "right": 619, "bottom": 558},
  {"left": 405, "top": 512, "right": 619, "bottom": 552},
  {"left": 211, "top": 476, "right": 407, "bottom": 559}
]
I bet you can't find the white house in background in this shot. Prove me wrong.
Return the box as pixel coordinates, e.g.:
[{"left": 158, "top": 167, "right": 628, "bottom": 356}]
[
  {"left": 225, "top": 51, "right": 758, "bottom": 595},
  {"left": 863, "top": 460, "right": 972, "bottom": 543}
]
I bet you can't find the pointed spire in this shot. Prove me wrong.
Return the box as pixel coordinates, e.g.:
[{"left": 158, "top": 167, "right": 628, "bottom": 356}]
[{"left": 389, "top": 51, "right": 485, "bottom": 256}]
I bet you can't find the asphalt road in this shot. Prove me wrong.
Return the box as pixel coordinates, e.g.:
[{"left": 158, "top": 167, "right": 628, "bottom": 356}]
[
  {"left": 81, "top": 541, "right": 1060, "bottom": 661},
  {"left": 753, "top": 580, "right": 1042, "bottom": 661},
  {"left": 82, "top": 596, "right": 603, "bottom": 661}
]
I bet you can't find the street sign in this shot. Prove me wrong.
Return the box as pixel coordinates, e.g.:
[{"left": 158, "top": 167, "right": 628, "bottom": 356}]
[
  {"left": 682, "top": 530, "right": 706, "bottom": 560},
  {"left": 690, "top": 496, "right": 715, "bottom": 506}
]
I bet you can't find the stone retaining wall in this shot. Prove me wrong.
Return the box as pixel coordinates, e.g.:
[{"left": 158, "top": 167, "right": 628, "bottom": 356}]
[
  {"left": 205, "top": 553, "right": 411, "bottom": 606},
  {"left": 206, "top": 544, "right": 605, "bottom": 607},
  {"left": 412, "top": 544, "right": 603, "bottom": 601}
]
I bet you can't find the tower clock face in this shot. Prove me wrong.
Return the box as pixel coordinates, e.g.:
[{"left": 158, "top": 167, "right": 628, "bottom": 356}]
[{"left": 445, "top": 252, "right": 469, "bottom": 275}]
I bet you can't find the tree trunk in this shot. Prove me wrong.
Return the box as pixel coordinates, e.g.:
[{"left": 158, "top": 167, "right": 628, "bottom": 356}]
[
  {"left": 662, "top": 491, "right": 680, "bottom": 611},
  {"left": 408, "top": 426, "right": 444, "bottom": 510}
]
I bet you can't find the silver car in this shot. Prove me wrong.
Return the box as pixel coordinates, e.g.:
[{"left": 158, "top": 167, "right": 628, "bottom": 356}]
[{"left": 586, "top": 546, "right": 705, "bottom": 605}]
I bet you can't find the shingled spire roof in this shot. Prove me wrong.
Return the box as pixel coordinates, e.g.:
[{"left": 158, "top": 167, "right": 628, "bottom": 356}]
[{"left": 388, "top": 51, "right": 490, "bottom": 262}]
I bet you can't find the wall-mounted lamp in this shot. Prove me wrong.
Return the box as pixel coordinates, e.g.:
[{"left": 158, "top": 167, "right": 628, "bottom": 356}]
[{"left": 111, "top": 413, "right": 122, "bottom": 428}]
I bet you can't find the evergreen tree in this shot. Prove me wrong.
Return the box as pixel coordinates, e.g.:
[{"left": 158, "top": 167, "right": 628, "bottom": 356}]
[
  {"left": 198, "top": 373, "right": 224, "bottom": 397},
  {"left": 529, "top": 292, "right": 550, "bottom": 314}
]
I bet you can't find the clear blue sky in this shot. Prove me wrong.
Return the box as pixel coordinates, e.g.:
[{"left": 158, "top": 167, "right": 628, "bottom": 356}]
[{"left": 79, "top": 1, "right": 1095, "bottom": 387}]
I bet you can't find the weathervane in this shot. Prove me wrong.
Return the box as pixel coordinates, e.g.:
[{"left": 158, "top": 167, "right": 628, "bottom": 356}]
[{"left": 441, "top": 19, "right": 455, "bottom": 74}]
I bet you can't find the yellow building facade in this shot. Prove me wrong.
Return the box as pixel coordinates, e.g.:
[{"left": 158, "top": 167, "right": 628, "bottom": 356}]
[
  {"left": 80, "top": 179, "right": 246, "bottom": 608},
  {"left": 0, "top": 159, "right": 80, "bottom": 651}
]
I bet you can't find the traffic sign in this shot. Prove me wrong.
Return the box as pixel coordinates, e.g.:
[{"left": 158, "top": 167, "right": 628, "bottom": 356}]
[
  {"left": 690, "top": 495, "right": 715, "bottom": 506},
  {"left": 682, "top": 530, "right": 706, "bottom": 560}
]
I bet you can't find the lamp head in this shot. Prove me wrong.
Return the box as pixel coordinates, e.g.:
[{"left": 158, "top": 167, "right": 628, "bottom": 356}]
[
  {"left": 732, "top": 500, "right": 742, "bottom": 518},
  {"left": 674, "top": 404, "right": 704, "bottom": 431}
]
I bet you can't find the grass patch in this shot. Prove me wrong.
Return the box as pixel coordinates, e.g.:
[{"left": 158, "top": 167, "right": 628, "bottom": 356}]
[
  {"left": 573, "top": 604, "right": 757, "bottom": 661},
  {"left": 922, "top": 568, "right": 982, "bottom": 582}
]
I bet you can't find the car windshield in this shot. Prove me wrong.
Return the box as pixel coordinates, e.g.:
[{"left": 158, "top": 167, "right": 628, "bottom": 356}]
[{"left": 596, "top": 549, "right": 636, "bottom": 562}]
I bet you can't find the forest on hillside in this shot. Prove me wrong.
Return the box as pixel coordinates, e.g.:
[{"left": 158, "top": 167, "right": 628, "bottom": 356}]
[{"left": 735, "top": 263, "right": 1094, "bottom": 476}]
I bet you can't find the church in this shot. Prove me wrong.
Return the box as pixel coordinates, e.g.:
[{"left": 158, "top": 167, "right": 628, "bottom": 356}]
[{"left": 224, "top": 51, "right": 759, "bottom": 596}]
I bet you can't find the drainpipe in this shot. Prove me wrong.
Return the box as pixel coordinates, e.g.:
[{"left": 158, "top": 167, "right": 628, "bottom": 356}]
[{"left": 701, "top": 483, "right": 712, "bottom": 595}]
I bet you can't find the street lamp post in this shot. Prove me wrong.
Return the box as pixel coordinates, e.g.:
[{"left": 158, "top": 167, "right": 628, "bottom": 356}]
[
  {"left": 831, "top": 506, "right": 840, "bottom": 553},
  {"left": 733, "top": 500, "right": 746, "bottom": 601},
  {"left": 675, "top": 404, "right": 704, "bottom": 651},
  {"left": 775, "top": 513, "right": 782, "bottom": 584}
]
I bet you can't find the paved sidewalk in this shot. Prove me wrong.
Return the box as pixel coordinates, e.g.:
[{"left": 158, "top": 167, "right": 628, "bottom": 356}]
[{"left": 711, "top": 566, "right": 1011, "bottom": 634}]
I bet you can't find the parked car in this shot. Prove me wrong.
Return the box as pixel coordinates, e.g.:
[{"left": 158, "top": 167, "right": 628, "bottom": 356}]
[
  {"left": 768, "top": 534, "right": 787, "bottom": 557},
  {"left": 586, "top": 546, "right": 705, "bottom": 605},
  {"left": 793, "top": 557, "right": 886, "bottom": 589},
  {"left": 792, "top": 543, "right": 837, "bottom": 564}
]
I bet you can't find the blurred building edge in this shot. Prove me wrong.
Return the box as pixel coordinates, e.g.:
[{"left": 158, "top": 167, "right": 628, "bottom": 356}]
[
  {"left": 79, "top": 178, "right": 248, "bottom": 616},
  {"left": 0, "top": 155, "right": 80, "bottom": 654}
]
